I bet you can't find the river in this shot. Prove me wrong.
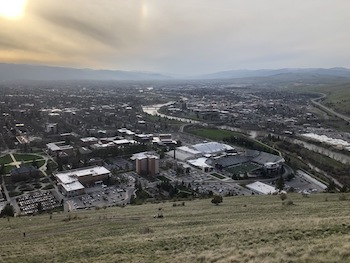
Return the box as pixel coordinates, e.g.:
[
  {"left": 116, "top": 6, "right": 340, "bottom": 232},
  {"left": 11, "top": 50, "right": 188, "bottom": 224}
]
[
  {"left": 142, "top": 103, "right": 201, "bottom": 124},
  {"left": 282, "top": 137, "right": 350, "bottom": 165}
]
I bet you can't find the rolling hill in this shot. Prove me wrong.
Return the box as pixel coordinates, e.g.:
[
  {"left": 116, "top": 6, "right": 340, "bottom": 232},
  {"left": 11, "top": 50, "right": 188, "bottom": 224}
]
[
  {"left": 0, "top": 63, "right": 171, "bottom": 81},
  {"left": 1, "top": 193, "right": 350, "bottom": 262}
]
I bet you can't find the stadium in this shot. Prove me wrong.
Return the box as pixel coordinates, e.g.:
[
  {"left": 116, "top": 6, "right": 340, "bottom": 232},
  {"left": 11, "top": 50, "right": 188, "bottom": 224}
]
[{"left": 168, "top": 142, "right": 285, "bottom": 177}]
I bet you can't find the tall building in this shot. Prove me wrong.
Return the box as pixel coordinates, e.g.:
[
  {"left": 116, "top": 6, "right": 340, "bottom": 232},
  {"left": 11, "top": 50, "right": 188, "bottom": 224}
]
[{"left": 132, "top": 152, "right": 160, "bottom": 176}]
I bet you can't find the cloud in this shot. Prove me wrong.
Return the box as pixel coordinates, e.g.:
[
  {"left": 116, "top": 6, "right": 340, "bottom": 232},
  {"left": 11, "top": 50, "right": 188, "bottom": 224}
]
[{"left": 0, "top": 0, "right": 349, "bottom": 74}]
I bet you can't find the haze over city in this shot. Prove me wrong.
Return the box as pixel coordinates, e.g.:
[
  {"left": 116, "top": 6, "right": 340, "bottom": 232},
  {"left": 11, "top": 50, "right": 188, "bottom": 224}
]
[{"left": 1, "top": 0, "right": 350, "bottom": 75}]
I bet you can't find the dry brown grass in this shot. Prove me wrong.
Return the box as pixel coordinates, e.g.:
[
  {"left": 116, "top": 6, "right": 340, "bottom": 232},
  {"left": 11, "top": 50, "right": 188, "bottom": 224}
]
[{"left": 1, "top": 193, "right": 350, "bottom": 262}]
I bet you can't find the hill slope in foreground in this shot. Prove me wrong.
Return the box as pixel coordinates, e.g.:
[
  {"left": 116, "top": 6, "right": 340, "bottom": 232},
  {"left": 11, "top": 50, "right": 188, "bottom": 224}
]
[{"left": 1, "top": 194, "right": 350, "bottom": 263}]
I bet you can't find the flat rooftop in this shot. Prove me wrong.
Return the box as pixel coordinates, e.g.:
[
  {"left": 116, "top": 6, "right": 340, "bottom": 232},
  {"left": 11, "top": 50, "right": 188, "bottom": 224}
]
[
  {"left": 55, "top": 166, "right": 110, "bottom": 179},
  {"left": 246, "top": 181, "right": 277, "bottom": 195}
]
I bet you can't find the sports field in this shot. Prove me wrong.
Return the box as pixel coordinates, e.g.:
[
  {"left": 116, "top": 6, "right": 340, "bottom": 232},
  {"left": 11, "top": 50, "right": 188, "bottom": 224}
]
[{"left": 226, "top": 162, "right": 261, "bottom": 175}]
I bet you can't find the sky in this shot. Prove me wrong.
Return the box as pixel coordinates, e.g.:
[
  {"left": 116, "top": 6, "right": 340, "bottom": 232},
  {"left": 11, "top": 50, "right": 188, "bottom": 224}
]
[{"left": 0, "top": 0, "right": 349, "bottom": 75}]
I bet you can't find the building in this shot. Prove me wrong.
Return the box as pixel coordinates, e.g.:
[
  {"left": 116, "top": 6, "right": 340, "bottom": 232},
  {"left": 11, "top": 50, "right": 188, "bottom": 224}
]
[
  {"left": 246, "top": 181, "right": 277, "bottom": 195},
  {"left": 54, "top": 166, "right": 111, "bottom": 197},
  {"left": 46, "top": 141, "right": 74, "bottom": 156},
  {"left": 131, "top": 152, "right": 159, "bottom": 176},
  {"left": 80, "top": 137, "right": 99, "bottom": 146},
  {"left": 152, "top": 133, "right": 177, "bottom": 145},
  {"left": 45, "top": 123, "right": 58, "bottom": 134},
  {"left": 10, "top": 165, "right": 40, "bottom": 182}
]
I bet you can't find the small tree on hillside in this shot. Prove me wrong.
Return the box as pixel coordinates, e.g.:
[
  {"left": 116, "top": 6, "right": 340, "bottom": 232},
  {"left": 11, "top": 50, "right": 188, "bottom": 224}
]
[
  {"left": 211, "top": 195, "right": 223, "bottom": 205},
  {"left": 276, "top": 175, "right": 285, "bottom": 192},
  {"left": 280, "top": 192, "right": 287, "bottom": 201},
  {"left": 326, "top": 181, "right": 337, "bottom": 193},
  {"left": 37, "top": 202, "right": 43, "bottom": 213},
  {"left": 0, "top": 203, "right": 15, "bottom": 217}
]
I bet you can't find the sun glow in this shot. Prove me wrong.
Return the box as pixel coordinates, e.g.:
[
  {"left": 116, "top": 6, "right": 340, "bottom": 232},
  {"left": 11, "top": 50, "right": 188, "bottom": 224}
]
[{"left": 0, "top": 0, "right": 27, "bottom": 20}]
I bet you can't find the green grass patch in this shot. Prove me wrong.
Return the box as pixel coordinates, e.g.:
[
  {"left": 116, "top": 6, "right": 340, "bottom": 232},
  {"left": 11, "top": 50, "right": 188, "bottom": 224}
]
[
  {"left": 186, "top": 127, "right": 279, "bottom": 155},
  {"left": 13, "top": 153, "right": 43, "bottom": 162},
  {"left": 211, "top": 173, "right": 226, "bottom": 179},
  {"left": 0, "top": 154, "right": 13, "bottom": 165},
  {"left": 186, "top": 127, "right": 242, "bottom": 141},
  {"left": 226, "top": 162, "right": 261, "bottom": 175},
  {"left": 36, "top": 159, "right": 46, "bottom": 168},
  {"left": 5, "top": 165, "right": 17, "bottom": 174},
  {"left": 157, "top": 176, "right": 170, "bottom": 182}
]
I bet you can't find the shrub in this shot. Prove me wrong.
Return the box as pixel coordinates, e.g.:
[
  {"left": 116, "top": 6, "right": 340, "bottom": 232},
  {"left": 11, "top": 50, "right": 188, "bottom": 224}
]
[
  {"left": 280, "top": 193, "right": 287, "bottom": 201},
  {"left": 283, "top": 200, "right": 294, "bottom": 206},
  {"left": 211, "top": 195, "right": 223, "bottom": 205},
  {"left": 339, "top": 194, "right": 347, "bottom": 201}
]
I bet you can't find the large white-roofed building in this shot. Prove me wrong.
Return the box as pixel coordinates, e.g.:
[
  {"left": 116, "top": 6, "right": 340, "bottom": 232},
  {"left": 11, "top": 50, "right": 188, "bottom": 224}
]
[
  {"left": 246, "top": 181, "right": 277, "bottom": 195},
  {"left": 192, "top": 142, "right": 234, "bottom": 155},
  {"left": 54, "top": 166, "right": 111, "bottom": 197}
]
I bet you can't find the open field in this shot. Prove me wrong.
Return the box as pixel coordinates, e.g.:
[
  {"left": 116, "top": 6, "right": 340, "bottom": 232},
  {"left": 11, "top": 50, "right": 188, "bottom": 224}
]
[
  {"left": 185, "top": 127, "right": 242, "bottom": 141},
  {"left": 226, "top": 162, "right": 261, "bottom": 175},
  {"left": 186, "top": 127, "right": 279, "bottom": 156},
  {"left": 1, "top": 193, "right": 350, "bottom": 262},
  {"left": 13, "top": 153, "right": 44, "bottom": 162}
]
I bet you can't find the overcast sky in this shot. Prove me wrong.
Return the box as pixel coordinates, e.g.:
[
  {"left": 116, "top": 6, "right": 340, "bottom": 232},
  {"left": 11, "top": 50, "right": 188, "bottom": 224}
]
[{"left": 0, "top": 0, "right": 349, "bottom": 75}]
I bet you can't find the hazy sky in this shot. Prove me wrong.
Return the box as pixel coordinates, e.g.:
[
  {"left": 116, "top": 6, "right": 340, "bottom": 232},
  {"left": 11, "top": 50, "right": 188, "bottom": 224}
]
[{"left": 0, "top": 0, "right": 349, "bottom": 74}]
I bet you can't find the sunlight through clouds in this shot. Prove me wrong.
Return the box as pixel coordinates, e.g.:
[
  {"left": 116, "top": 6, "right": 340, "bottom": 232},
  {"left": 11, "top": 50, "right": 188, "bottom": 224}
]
[
  {"left": 0, "top": 0, "right": 349, "bottom": 74},
  {"left": 0, "top": 0, "right": 27, "bottom": 20}
]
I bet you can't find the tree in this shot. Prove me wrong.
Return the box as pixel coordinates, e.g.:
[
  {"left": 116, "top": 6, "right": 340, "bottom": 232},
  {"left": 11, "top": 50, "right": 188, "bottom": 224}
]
[
  {"left": 276, "top": 176, "right": 285, "bottom": 191},
  {"left": 211, "top": 195, "right": 223, "bottom": 205},
  {"left": 37, "top": 202, "right": 43, "bottom": 213},
  {"left": 32, "top": 159, "right": 38, "bottom": 169},
  {"left": 0, "top": 203, "right": 14, "bottom": 217},
  {"left": 326, "top": 180, "right": 337, "bottom": 193},
  {"left": 0, "top": 164, "right": 5, "bottom": 175}
]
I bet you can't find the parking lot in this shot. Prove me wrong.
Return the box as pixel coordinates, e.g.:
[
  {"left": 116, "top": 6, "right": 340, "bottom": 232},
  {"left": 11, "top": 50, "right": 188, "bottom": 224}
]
[
  {"left": 285, "top": 170, "right": 327, "bottom": 193},
  {"left": 67, "top": 185, "right": 132, "bottom": 210},
  {"left": 17, "top": 190, "right": 61, "bottom": 215},
  {"left": 158, "top": 167, "right": 254, "bottom": 196}
]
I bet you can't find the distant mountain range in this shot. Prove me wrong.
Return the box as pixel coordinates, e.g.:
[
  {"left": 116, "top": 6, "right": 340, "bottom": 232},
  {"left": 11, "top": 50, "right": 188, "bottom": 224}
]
[
  {"left": 1, "top": 63, "right": 350, "bottom": 81},
  {"left": 198, "top": 67, "right": 350, "bottom": 79},
  {"left": 0, "top": 63, "right": 171, "bottom": 81}
]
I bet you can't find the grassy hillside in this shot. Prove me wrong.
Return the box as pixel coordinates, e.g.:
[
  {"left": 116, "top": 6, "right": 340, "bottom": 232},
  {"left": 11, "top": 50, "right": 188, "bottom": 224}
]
[
  {"left": 1, "top": 194, "right": 350, "bottom": 262},
  {"left": 296, "top": 82, "right": 350, "bottom": 116}
]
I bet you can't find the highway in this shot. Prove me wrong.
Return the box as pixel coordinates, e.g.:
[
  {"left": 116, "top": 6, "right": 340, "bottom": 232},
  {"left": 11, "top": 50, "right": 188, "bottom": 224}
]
[{"left": 311, "top": 93, "right": 350, "bottom": 122}]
